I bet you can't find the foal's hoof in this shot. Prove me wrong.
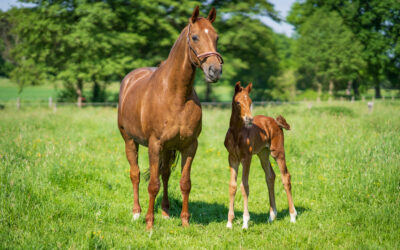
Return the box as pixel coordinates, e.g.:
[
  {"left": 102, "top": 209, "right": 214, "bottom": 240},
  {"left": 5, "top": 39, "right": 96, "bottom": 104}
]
[
  {"left": 181, "top": 219, "right": 189, "bottom": 227},
  {"left": 242, "top": 215, "right": 250, "bottom": 229},
  {"left": 226, "top": 221, "right": 232, "bottom": 229},
  {"left": 132, "top": 213, "right": 140, "bottom": 221},
  {"left": 290, "top": 209, "right": 297, "bottom": 223}
]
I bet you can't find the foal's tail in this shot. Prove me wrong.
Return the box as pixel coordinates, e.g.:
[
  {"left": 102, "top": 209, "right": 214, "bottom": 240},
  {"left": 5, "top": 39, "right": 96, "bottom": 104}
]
[
  {"left": 143, "top": 150, "right": 180, "bottom": 181},
  {"left": 276, "top": 115, "right": 290, "bottom": 130}
]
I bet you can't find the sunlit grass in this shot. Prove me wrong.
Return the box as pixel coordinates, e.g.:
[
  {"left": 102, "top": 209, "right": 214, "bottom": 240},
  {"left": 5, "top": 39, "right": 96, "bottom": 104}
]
[{"left": 1, "top": 101, "right": 399, "bottom": 248}]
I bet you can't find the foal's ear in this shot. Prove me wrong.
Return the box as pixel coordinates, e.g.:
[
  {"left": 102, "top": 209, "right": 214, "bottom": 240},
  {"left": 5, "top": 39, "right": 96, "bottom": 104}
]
[
  {"left": 235, "top": 81, "right": 243, "bottom": 93},
  {"left": 207, "top": 7, "right": 216, "bottom": 23},
  {"left": 246, "top": 82, "right": 252, "bottom": 93},
  {"left": 190, "top": 6, "right": 200, "bottom": 24}
]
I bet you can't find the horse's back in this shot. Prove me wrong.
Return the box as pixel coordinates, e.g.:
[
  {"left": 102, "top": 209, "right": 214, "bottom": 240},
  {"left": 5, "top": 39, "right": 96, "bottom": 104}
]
[{"left": 119, "top": 67, "right": 157, "bottom": 103}]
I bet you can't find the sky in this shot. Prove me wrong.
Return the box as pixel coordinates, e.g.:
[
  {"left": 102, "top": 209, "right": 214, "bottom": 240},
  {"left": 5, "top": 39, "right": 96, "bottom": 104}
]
[{"left": 0, "top": 0, "right": 296, "bottom": 36}]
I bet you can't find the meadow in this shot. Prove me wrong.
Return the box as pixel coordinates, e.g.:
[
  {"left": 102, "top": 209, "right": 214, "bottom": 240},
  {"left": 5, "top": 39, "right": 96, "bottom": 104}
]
[{"left": 1, "top": 101, "right": 400, "bottom": 249}]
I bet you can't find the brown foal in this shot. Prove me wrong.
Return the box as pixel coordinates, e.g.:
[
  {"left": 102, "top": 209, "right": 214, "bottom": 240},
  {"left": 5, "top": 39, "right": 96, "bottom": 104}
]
[
  {"left": 224, "top": 82, "right": 297, "bottom": 229},
  {"left": 118, "top": 7, "right": 223, "bottom": 230}
]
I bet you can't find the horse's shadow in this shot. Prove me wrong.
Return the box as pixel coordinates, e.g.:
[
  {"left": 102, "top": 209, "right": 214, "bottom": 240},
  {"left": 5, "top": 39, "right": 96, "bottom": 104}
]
[{"left": 155, "top": 195, "right": 308, "bottom": 225}]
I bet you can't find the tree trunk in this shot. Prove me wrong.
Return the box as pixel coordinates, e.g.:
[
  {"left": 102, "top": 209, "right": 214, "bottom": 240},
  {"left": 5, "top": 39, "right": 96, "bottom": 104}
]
[
  {"left": 92, "top": 80, "right": 102, "bottom": 102},
  {"left": 76, "top": 79, "right": 83, "bottom": 108},
  {"left": 317, "top": 82, "right": 322, "bottom": 102},
  {"left": 346, "top": 80, "right": 352, "bottom": 101},
  {"left": 352, "top": 79, "right": 360, "bottom": 99},
  {"left": 329, "top": 80, "right": 334, "bottom": 98},
  {"left": 205, "top": 82, "right": 212, "bottom": 102},
  {"left": 374, "top": 74, "right": 381, "bottom": 99}
]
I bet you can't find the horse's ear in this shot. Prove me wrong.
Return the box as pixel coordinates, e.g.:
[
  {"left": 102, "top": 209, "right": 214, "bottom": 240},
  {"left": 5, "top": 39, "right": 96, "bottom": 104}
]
[
  {"left": 246, "top": 82, "right": 252, "bottom": 93},
  {"left": 235, "top": 81, "right": 242, "bottom": 93},
  {"left": 207, "top": 7, "right": 216, "bottom": 23},
  {"left": 191, "top": 6, "right": 200, "bottom": 24}
]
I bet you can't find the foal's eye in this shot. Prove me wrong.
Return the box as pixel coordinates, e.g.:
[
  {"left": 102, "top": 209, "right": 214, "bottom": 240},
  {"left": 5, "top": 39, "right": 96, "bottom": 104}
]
[
  {"left": 192, "top": 35, "right": 199, "bottom": 41},
  {"left": 236, "top": 101, "right": 240, "bottom": 105}
]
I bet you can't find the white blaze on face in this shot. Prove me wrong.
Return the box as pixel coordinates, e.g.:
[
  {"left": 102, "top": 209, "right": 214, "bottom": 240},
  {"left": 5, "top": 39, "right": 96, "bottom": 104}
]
[{"left": 204, "top": 28, "right": 209, "bottom": 34}]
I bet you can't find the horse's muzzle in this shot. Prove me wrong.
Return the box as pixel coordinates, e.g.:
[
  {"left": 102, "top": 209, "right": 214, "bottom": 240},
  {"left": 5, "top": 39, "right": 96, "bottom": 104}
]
[{"left": 204, "top": 64, "right": 222, "bottom": 83}]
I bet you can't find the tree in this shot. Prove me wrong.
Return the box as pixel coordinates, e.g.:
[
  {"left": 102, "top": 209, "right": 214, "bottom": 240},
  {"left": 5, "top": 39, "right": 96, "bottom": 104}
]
[
  {"left": 293, "top": 9, "right": 365, "bottom": 98},
  {"left": 288, "top": 0, "right": 400, "bottom": 98}
]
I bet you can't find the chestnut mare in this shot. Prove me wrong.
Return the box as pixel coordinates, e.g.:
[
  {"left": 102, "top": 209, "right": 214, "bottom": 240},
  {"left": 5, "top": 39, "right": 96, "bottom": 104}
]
[
  {"left": 224, "top": 82, "right": 297, "bottom": 229},
  {"left": 118, "top": 7, "right": 223, "bottom": 230}
]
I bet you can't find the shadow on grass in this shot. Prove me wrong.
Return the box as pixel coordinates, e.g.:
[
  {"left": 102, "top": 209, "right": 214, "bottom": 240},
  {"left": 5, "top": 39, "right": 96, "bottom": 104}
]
[{"left": 155, "top": 195, "right": 309, "bottom": 225}]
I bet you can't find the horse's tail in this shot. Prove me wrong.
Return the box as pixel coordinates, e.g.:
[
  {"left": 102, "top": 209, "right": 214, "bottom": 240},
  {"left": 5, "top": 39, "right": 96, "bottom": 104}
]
[
  {"left": 143, "top": 150, "right": 180, "bottom": 181},
  {"left": 276, "top": 115, "right": 290, "bottom": 130}
]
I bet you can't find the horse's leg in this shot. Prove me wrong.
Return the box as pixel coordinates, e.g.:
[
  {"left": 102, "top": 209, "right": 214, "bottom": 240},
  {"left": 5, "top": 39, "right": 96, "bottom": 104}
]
[
  {"left": 227, "top": 153, "right": 239, "bottom": 228},
  {"left": 271, "top": 149, "right": 296, "bottom": 223},
  {"left": 240, "top": 155, "right": 251, "bottom": 229},
  {"left": 179, "top": 140, "right": 198, "bottom": 227},
  {"left": 161, "top": 150, "right": 173, "bottom": 218},
  {"left": 122, "top": 133, "right": 141, "bottom": 220},
  {"left": 257, "top": 148, "right": 277, "bottom": 222},
  {"left": 145, "top": 138, "right": 161, "bottom": 230}
]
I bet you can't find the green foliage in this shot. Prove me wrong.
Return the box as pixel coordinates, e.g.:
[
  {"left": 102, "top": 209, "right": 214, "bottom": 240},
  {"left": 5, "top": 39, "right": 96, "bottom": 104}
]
[
  {"left": 288, "top": 0, "right": 400, "bottom": 98},
  {"left": 293, "top": 9, "right": 365, "bottom": 92},
  {"left": 1, "top": 103, "right": 400, "bottom": 248}
]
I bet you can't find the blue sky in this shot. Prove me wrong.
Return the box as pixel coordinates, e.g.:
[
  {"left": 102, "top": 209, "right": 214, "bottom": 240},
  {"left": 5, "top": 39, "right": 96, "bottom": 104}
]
[{"left": 0, "top": 0, "right": 296, "bottom": 36}]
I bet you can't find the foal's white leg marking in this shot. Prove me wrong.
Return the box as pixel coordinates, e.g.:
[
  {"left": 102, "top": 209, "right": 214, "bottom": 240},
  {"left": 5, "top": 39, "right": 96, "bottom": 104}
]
[
  {"left": 268, "top": 209, "right": 277, "bottom": 222},
  {"left": 242, "top": 215, "right": 250, "bottom": 229},
  {"left": 162, "top": 214, "right": 170, "bottom": 219},
  {"left": 226, "top": 221, "right": 233, "bottom": 229},
  {"left": 290, "top": 207, "right": 297, "bottom": 223},
  {"left": 132, "top": 213, "right": 140, "bottom": 221}
]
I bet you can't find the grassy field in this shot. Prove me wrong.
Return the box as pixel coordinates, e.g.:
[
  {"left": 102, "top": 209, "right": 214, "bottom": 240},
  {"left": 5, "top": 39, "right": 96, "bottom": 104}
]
[{"left": 1, "top": 101, "right": 400, "bottom": 249}]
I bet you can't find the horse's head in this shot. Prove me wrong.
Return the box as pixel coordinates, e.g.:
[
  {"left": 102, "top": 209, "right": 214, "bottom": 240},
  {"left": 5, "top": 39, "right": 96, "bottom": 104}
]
[
  {"left": 187, "top": 6, "right": 223, "bottom": 83},
  {"left": 233, "top": 81, "right": 253, "bottom": 127}
]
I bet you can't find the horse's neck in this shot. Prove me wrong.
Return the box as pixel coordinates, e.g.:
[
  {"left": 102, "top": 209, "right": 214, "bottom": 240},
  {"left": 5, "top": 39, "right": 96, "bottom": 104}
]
[
  {"left": 229, "top": 106, "right": 244, "bottom": 138},
  {"left": 160, "top": 26, "right": 196, "bottom": 100}
]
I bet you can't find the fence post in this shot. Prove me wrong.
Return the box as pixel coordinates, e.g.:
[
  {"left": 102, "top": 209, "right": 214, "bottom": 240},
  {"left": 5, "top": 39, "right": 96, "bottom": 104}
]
[
  {"left": 351, "top": 96, "right": 355, "bottom": 102},
  {"left": 362, "top": 96, "right": 365, "bottom": 101},
  {"left": 16, "top": 97, "right": 20, "bottom": 110},
  {"left": 368, "top": 101, "right": 374, "bottom": 113},
  {"left": 48, "top": 97, "right": 52, "bottom": 108},
  {"left": 53, "top": 102, "right": 57, "bottom": 113}
]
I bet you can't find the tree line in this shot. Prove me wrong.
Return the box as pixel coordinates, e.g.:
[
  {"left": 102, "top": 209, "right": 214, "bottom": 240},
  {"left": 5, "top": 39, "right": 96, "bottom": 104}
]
[{"left": 0, "top": 0, "right": 398, "bottom": 102}]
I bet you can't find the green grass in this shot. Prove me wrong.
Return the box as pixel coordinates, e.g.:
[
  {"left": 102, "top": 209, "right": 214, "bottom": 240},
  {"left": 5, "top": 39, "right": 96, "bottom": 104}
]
[{"left": 1, "top": 101, "right": 400, "bottom": 249}]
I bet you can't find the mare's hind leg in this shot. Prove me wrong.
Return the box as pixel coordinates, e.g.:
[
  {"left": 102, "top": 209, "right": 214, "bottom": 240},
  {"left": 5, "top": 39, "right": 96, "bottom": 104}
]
[
  {"left": 124, "top": 137, "right": 141, "bottom": 220},
  {"left": 226, "top": 153, "right": 239, "bottom": 229},
  {"left": 161, "top": 150, "right": 174, "bottom": 218},
  {"left": 146, "top": 137, "right": 161, "bottom": 230},
  {"left": 271, "top": 147, "right": 296, "bottom": 223},
  {"left": 257, "top": 148, "right": 277, "bottom": 222},
  {"left": 241, "top": 155, "right": 251, "bottom": 229}
]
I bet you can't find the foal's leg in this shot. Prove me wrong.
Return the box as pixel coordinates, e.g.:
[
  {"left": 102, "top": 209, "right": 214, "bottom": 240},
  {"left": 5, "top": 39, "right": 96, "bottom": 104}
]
[
  {"left": 271, "top": 149, "right": 297, "bottom": 223},
  {"left": 257, "top": 148, "right": 277, "bottom": 222},
  {"left": 145, "top": 138, "right": 161, "bottom": 230},
  {"left": 241, "top": 155, "right": 251, "bottom": 229},
  {"left": 161, "top": 150, "right": 173, "bottom": 218},
  {"left": 124, "top": 138, "right": 141, "bottom": 220},
  {"left": 179, "top": 140, "right": 198, "bottom": 227},
  {"left": 226, "top": 154, "right": 239, "bottom": 228}
]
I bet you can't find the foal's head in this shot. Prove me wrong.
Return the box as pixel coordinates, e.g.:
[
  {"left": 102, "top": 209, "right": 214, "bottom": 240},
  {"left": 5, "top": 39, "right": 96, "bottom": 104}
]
[
  {"left": 233, "top": 81, "right": 253, "bottom": 127},
  {"left": 187, "top": 6, "right": 223, "bottom": 83}
]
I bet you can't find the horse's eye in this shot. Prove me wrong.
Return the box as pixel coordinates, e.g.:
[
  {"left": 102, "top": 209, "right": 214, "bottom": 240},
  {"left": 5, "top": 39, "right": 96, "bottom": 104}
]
[
  {"left": 192, "top": 35, "right": 199, "bottom": 41},
  {"left": 236, "top": 101, "right": 240, "bottom": 105},
  {"left": 216, "top": 36, "right": 219, "bottom": 42}
]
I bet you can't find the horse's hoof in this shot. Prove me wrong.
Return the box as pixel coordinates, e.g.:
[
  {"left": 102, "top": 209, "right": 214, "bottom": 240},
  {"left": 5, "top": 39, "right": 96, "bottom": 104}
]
[
  {"left": 242, "top": 215, "right": 250, "bottom": 229},
  {"left": 290, "top": 208, "right": 297, "bottom": 223},
  {"left": 268, "top": 209, "right": 277, "bottom": 223},
  {"left": 226, "top": 221, "right": 232, "bottom": 229},
  {"left": 132, "top": 213, "right": 140, "bottom": 221},
  {"left": 162, "top": 210, "right": 170, "bottom": 219},
  {"left": 181, "top": 219, "right": 189, "bottom": 227}
]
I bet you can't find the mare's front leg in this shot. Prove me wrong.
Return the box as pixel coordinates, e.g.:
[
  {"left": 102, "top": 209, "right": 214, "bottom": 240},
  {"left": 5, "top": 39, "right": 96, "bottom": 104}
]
[
  {"left": 226, "top": 153, "right": 239, "bottom": 228},
  {"left": 145, "top": 137, "right": 161, "bottom": 230},
  {"left": 161, "top": 150, "right": 173, "bottom": 218},
  {"left": 241, "top": 155, "right": 252, "bottom": 229},
  {"left": 180, "top": 140, "right": 198, "bottom": 227}
]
